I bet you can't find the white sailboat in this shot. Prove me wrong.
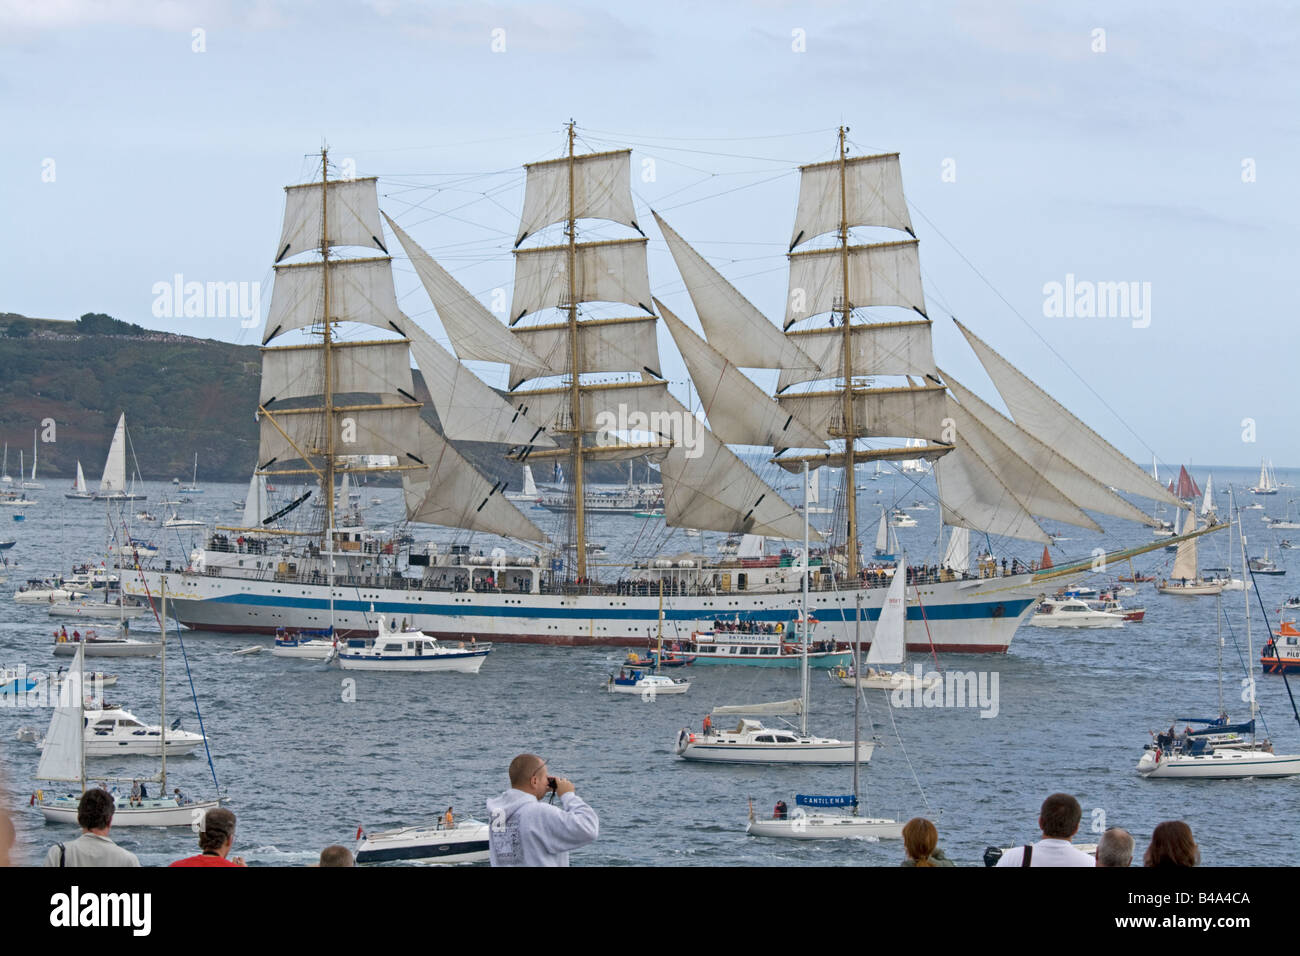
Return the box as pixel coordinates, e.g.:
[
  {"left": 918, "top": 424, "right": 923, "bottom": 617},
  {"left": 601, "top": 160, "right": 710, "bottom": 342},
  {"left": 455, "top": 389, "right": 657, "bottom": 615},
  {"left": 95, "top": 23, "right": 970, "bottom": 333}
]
[
  {"left": 179, "top": 453, "right": 204, "bottom": 493},
  {"left": 22, "top": 431, "right": 43, "bottom": 489},
  {"left": 1157, "top": 510, "right": 1223, "bottom": 596},
  {"left": 1251, "top": 459, "right": 1279, "bottom": 495},
  {"left": 92, "top": 414, "right": 146, "bottom": 501},
  {"left": 675, "top": 464, "right": 871, "bottom": 765},
  {"left": 0, "top": 444, "right": 9, "bottom": 483},
  {"left": 35, "top": 588, "right": 222, "bottom": 826},
  {"left": 607, "top": 584, "right": 690, "bottom": 695},
  {"left": 748, "top": 595, "right": 902, "bottom": 840},
  {"left": 830, "top": 556, "right": 942, "bottom": 690},
  {"left": 66, "top": 461, "right": 93, "bottom": 500},
  {"left": 1199, "top": 474, "right": 1216, "bottom": 516},
  {"left": 871, "top": 507, "right": 897, "bottom": 560},
  {"left": 504, "top": 464, "right": 540, "bottom": 503}
]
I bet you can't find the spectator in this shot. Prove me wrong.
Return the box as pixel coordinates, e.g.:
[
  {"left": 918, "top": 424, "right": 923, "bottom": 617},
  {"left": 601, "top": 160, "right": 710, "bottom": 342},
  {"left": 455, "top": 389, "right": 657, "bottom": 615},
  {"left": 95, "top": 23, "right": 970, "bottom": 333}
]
[
  {"left": 901, "top": 817, "right": 954, "bottom": 867},
  {"left": 170, "top": 807, "right": 245, "bottom": 867},
  {"left": 43, "top": 789, "right": 140, "bottom": 867},
  {"left": 318, "top": 845, "right": 355, "bottom": 867},
  {"left": 995, "top": 793, "right": 1095, "bottom": 867},
  {"left": 1096, "top": 827, "right": 1134, "bottom": 867},
  {"left": 1144, "top": 821, "right": 1199, "bottom": 867}
]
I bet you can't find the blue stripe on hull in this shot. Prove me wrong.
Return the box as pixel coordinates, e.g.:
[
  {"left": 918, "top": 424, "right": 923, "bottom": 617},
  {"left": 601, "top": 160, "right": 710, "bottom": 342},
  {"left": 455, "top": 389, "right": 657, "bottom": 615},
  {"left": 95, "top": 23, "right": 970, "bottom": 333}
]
[{"left": 692, "top": 653, "right": 853, "bottom": 668}]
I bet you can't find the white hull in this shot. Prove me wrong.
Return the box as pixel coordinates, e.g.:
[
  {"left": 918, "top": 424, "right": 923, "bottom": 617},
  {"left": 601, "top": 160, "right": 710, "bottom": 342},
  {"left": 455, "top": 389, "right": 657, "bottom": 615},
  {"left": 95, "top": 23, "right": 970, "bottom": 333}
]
[
  {"left": 38, "top": 797, "right": 220, "bottom": 827},
  {"left": 338, "top": 653, "right": 488, "bottom": 673},
  {"left": 832, "top": 670, "right": 941, "bottom": 691},
  {"left": 1137, "top": 749, "right": 1300, "bottom": 778},
  {"left": 127, "top": 566, "right": 1046, "bottom": 653},
  {"left": 747, "top": 814, "right": 902, "bottom": 840},
  {"left": 1156, "top": 582, "right": 1224, "bottom": 596},
  {"left": 606, "top": 677, "right": 690, "bottom": 695},
  {"left": 52, "top": 640, "right": 161, "bottom": 658},
  {"left": 82, "top": 734, "right": 204, "bottom": 758},
  {"left": 677, "top": 738, "right": 874, "bottom": 765},
  {"left": 16, "top": 589, "right": 90, "bottom": 605},
  {"left": 48, "top": 602, "right": 147, "bottom": 620},
  {"left": 356, "top": 822, "right": 490, "bottom": 865},
  {"left": 271, "top": 642, "right": 336, "bottom": 660}
]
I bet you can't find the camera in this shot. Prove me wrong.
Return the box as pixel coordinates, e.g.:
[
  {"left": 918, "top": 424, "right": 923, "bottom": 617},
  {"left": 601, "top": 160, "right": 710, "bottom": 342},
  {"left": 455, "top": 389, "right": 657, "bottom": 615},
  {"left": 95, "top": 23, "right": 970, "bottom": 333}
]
[{"left": 547, "top": 776, "right": 558, "bottom": 791}]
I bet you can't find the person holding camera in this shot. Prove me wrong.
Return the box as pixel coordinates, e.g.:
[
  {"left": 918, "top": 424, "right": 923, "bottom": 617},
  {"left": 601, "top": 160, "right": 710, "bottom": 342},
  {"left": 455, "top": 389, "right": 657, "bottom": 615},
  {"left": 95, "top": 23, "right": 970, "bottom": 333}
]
[{"left": 486, "top": 754, "right": 598, "bottom": 866}]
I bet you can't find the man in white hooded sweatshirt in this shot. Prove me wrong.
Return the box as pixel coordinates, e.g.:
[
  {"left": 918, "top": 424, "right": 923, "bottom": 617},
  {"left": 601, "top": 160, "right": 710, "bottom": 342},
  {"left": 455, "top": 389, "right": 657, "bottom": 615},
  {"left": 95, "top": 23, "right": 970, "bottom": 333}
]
[{"left": 487, "top": 754, "right": 599, "bottom": 866}]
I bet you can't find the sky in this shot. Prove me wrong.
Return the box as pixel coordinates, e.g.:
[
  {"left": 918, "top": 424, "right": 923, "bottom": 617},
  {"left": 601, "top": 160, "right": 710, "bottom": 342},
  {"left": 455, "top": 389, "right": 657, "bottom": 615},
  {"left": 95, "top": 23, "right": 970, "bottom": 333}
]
[{"left": 2, "top": 0, "right": 1297, "bottom": 469}]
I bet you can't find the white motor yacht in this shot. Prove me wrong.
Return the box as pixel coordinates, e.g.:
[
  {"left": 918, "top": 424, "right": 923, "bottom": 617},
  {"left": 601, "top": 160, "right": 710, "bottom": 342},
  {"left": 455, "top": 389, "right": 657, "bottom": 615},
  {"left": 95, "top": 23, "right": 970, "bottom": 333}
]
[
  {"left": 1028, "top": 597, "right": 1125, "bottom": 629},
  {"left": 68, "top": 706, "right": 206, "bottom": 757},
  {"left": 356, "top": 819, "right": 490, "bottom": 865},
  {"left": 337, "top": 617, "right": 490, "bottom": 673}
]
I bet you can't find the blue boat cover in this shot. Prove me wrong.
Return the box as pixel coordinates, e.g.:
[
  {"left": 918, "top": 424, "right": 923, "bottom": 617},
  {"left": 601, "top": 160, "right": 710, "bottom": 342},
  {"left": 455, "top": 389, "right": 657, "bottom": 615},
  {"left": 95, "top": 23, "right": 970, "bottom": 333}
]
[
  {"left": 795, "top": 794, "right": 857, "bottom": 808},
  {"left": 1188, "top": 720, "right": 1255, "bottom": 737}
]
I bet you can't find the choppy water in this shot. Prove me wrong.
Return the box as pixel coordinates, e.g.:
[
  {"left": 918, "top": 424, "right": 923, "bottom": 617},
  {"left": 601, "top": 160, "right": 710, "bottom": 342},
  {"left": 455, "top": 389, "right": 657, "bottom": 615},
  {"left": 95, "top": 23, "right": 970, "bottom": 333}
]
[{"left": 2, "top": 467, "right": 1299, "bottom": 866}]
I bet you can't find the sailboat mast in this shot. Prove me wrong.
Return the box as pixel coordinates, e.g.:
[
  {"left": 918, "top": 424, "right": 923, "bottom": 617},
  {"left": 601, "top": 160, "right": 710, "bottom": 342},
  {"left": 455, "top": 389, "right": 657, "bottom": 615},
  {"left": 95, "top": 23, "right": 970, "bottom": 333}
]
[
  {"left": 1216, "top": 589, "right": 1224, "bottom": 717},
  {"left": 1239, "top": 496, "right": 1258, "bottom": 740},
  {"left": 801, "top": 461, "right": 810, "bottom": 736},
  {"left": 656, "top": 580, "right": 664, "bottom": 675},
  {"left": 837, "top": 126, "right": 858, "bottom": 579},
  {"left": 321, "top": 147, "right": 336, "bottom": 537},
  {"left": 852, "top": 592, "right": 861, "bottom": 813},
  {"left": 160, "top": 578, "right": 167, "bottom": 792},
  {"left": 566, "top": 121, "right": 587, "bottom": 581}
]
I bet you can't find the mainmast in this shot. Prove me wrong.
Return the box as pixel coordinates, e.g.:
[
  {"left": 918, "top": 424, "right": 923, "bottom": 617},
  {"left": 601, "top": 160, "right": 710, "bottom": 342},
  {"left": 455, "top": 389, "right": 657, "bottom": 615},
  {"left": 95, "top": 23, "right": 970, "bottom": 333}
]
[
  {"left": 836, "top": 126, "right": 859, "bottom": 578},
  {"left": 565, "top": 121, "right": 587, "bottom": 580},
  {"left": 320, "top": 147, "right": 336, "bottom": 532}
]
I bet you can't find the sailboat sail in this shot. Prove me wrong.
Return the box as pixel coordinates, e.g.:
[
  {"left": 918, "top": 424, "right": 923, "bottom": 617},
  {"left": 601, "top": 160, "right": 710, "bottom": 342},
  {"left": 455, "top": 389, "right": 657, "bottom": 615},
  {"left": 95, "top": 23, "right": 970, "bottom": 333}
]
[
  {"left": 36, "top": 646, "right": 84, "bottom": 783},
  {"left": 865, "top": 566, "right": 907, "bottom": 667},
  {"left": 943, "top": 526, "right": 970, "bottom": 573},
  {"left": 241, "top": 472, "right": 269, "bottom": 527},
  {"left": 1200, "top": 474, "right": 1215, "bottom": 515},
  {"left": 98, "top": 414, "right": 128, "bottom": 495},
  {"left": 73, "top": 461, "right": 88, "bottom": 495},
  {"left": 1170, "top": 511, "right": 1200, "bottom": 581}
]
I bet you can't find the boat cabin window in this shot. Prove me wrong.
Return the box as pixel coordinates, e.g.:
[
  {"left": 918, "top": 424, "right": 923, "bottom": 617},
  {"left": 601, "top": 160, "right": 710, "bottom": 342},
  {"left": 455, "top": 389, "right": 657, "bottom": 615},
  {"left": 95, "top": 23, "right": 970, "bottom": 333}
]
[
  {"left": 120, "top": 719, "right": 143, "bottom": 728},
  {"left": 760, "top": 647, "right": 777, "bottom": 655},
  {"left": 754, "top": 735, "right": 775, "bottom": 743},
  {"left": 740, "top": 647, "right": 756, "bottom": 655},
  {"left": 93, "top": 719, "right": 114, "bottom": 729}
]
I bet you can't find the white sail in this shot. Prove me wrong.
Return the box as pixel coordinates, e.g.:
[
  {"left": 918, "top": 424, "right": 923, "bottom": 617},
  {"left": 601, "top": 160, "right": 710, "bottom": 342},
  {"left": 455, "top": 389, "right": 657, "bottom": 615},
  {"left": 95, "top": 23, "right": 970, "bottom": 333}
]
[
  {"left": 259, "top": 402, "right": 423, "bottom": 467},
  {"left": 945, "top": 397, "right": 1099, "bottom": 531},
  {"left": 510, "top": 239, "right": 653, "bottom": 324},
  {"left": 241, "top": 472, "right": 269, "bottom": 528},
  {"left": 384, "top": 214, "right": 548, "bottom": 376},
  {"left": 1170, "top": 510, "right": 1199, "bottom": 581},
  {"left": 778, "top": 320, "right": 937, "bottom": 393},
  {"left": 508, "top": 381, "right": 672, "bottom": 439},
  {"left": 337, "top": 472, "right": 351, "bottom": 516},
  {"left": 521, "top": 465, "right": 537, "bottom": 497},
  {"left": 658, "top": 301, "right": 824, "bottom": 450},
  {"left": 711, "top": 699, "right": 803, "bottom": 717},
  {"left": 790, "top": 153, "right": 914, "bottom": 249},
  {"left": 785, "top": 241, "right": 926, "bottom": 329},
  {"left": 74, "top": 461, "right": 88, "bottom": 495},
  {"left": 509, "top": 315, "right": 662, "bottom": 389},
  {"left": 263, "top": 257, "right": 404, "bottom": 345},
  {"left": 97, "top": 414, "right": 128, "bottom": 495},
  {"left": 517, "top": 149, "right": 640, "bottom": 246},
  {"left": 933, "top": 439, "right": 1051, "bottom": 544},
  {"left": 275, "top": 177, "right": 386, "bottom": 263},
  {"left": 36, "top": 645, "right": 83, "bottom": 783},
  {"left": 1201, "top": 474, "right": 1215, "bottom": 515},
  {"left": 653, "top": 211, "right": 816, "bottom": 371},
  {"left": 865, "top": 565, "right": 906, "bottom": 666},
  {"left": 401, "top": 423, "right": 546, "bottom": 542},
  {"left": 874, "top": 509, "right": 889, "bottom": 552},
  {"left": 956, "top": 321, "right": 1182, "bottom": 508},
  {"left": 1172, "top": 507, "right": 1183, "bottom": 536},
  {"left": 943, "top": 525, "right": 970, "bottom": 573},
  {"left": 943, "top": 372, "right": 1159, "bottom": 529},
  {"left": 259, "top": 339, "right": 415, "bottom": 405},
  {"left": 777, "top": 383, "right": 947, "bottom": 443}
]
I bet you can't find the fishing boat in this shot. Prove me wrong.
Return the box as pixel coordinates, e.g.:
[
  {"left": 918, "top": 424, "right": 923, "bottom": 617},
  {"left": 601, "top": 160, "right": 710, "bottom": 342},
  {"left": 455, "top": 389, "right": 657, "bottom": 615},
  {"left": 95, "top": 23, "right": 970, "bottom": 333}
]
[
  {"left": 337, "top": 616, "right": 491, "bottom": 673},
  {"left": 91, "top": 414, "right": 147, "bottom": 501},
  {"left": 178, "top": 453, "right": 204, "bottom": 493},
  {"left": 1156, "top": 511, "right": 1224, "bottom": 596},
  {"left": 749, "top": 594, "right": 902, "bottom": 840},
  {"left": 126, "top": 133, "right": 1206, "bottom": 653},
  {"left": 355, "top": 818, "right": 490, "bottom": 865},
  {"left": 34, "top": 592, "right": 222, "bottom": 826}
]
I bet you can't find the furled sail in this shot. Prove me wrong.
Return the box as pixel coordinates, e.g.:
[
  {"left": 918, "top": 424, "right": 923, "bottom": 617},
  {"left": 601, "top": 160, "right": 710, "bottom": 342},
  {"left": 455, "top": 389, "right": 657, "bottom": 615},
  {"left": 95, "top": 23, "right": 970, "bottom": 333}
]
[
  {"left": 509, "top": 315, "right": 661, "bottom": 389},
  {"left": 657, "top": 300, "right": 825, "bottom": 450},
  {"left": 778, "top": 320, "right": 938, "bottom": 392},
  {"left": 942, "top": 371, "right": 1159, "bottom": 529},
  {"left": 516, "top": 149, "right": 640, "bottom": 246},
  {"left": 263, "top": 257, "right": 404, "bottom": 345},
  {"left": 97, "top": 414, "right": 128, "bottom": 495},
  {"left": 653, "top": 211, "right": 816, "bottom": 372},
  {"left": 711, "top": 699, "right": 803, "bottom": 717},
  {"left": 510, "top": 239, "right": 653, "bottom": 324},
  {"left": 789, "top": 153, "right": 914, "bottom": 250},
  {"left": 785, "top": 241, "right": 926, "bottom": 329},
  {"left": 383, "top": 214, "right": 548, "bottom": 376},
  {"left": 275, "top": 177, "right": 387, "bottom": 263},
  {"left": 955, "top": 320, "right": 1183, "bottom": 508},
  {"left": 401, "top": 422, "right": 547, "bottom": 542}
]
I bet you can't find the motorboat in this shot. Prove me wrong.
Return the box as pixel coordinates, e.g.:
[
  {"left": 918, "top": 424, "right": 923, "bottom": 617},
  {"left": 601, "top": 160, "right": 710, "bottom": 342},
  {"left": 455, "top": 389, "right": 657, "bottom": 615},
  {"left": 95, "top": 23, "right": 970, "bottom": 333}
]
[
  {"left": 606, "top": 668, "right": 690, "bottom": 696},
  {"left": 889, "top": 509, "right": 917, "bottom": 528},
  {"left": 355, "top": 819, "right": 490, "bottom": 865},
  {"left": 72, "top": 706, "right": 206, "bottom": 757},
  {"left": 1248, "top": 553, "right": 1285, "bottom": 576},
  {"left": 1262, "top": 621, "right": 1300, "bottom": 674},
  {"left": 1090, "top": 598, "right": 1145, "bottom": 623},
  {"left": 1028, "top": 598, "right": 1125, "bottom": 628},
  {"left": 337, "top": 617, "right": 490, "bottom": 673},
  {"left": 14, "top": 579, "right": 91, "bottom": 605}
]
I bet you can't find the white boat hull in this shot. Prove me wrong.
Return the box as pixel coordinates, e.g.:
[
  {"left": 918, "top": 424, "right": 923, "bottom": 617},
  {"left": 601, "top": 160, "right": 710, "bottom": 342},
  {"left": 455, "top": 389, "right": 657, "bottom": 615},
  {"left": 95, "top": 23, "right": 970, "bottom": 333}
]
[
  {"left": 832, "top": 670, "right": 941, "bottom": 691},
  {"left": 338, "top": 652, "right": 488, "bottom": 673},
  {"left": 356, "top": 822, "right": 490, "bottom": 865},
  {"left": 38, "top": 796, "right": 220, "bottom": 827},
  {"left": 48, "top": 603, "right": 147, "bottom": 620},
  {"left": 676, "top": 737, "right": 874, "bottom": 765},
  {"left": 52, "top": 640, "right": 161, "bottom": 658},
  {"left": 607, "top": 677, "right": 690, "bottom": 695},
  {"left": 747, "top": 814, "right": 902, "bottom": 840},
  {"left": 1137, "top": 749, "right": 1300, "bottom": 778},
  {"left": 271, "top": 642, "right": 336, "bottom": 660}
]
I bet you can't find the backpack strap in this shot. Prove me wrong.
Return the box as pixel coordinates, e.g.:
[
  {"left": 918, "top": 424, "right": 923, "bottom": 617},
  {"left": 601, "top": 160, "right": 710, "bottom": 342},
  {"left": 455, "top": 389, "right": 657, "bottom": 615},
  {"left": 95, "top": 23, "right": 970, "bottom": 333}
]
[{"left": 1020, "top": 844, "right": 1033, "bottom": 867}]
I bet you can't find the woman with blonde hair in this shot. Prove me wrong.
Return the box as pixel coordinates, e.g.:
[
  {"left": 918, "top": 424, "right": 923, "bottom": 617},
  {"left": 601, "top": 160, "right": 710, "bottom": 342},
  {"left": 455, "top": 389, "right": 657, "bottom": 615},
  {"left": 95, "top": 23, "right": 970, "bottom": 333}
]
[{"left": 901, "top": 817, "right": 954, "bottom": 866}]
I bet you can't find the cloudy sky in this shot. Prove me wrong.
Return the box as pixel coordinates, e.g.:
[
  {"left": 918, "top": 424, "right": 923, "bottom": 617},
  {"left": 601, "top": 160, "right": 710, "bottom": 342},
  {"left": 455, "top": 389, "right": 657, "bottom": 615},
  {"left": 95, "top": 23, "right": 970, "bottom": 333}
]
[{"left": 2, "top": 0, "right": 1295, "bottom": 468}]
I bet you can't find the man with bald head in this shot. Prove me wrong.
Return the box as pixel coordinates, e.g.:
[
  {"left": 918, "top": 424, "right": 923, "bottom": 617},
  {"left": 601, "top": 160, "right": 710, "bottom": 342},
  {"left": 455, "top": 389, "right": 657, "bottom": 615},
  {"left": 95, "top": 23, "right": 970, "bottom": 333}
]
[
  {"left": 486, "top": 754, "right": 598, "bottom": 866},
  {"left": 1096, "top": 827, "right": 1134, "bottom": 867}
]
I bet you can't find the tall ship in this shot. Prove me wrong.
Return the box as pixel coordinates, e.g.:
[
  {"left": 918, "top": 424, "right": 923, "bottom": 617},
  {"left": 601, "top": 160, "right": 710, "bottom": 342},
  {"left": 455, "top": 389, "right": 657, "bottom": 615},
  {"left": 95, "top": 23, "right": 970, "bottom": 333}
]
[{"left": 126, "top": 128, "right": 1210, "bottom": 652}]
